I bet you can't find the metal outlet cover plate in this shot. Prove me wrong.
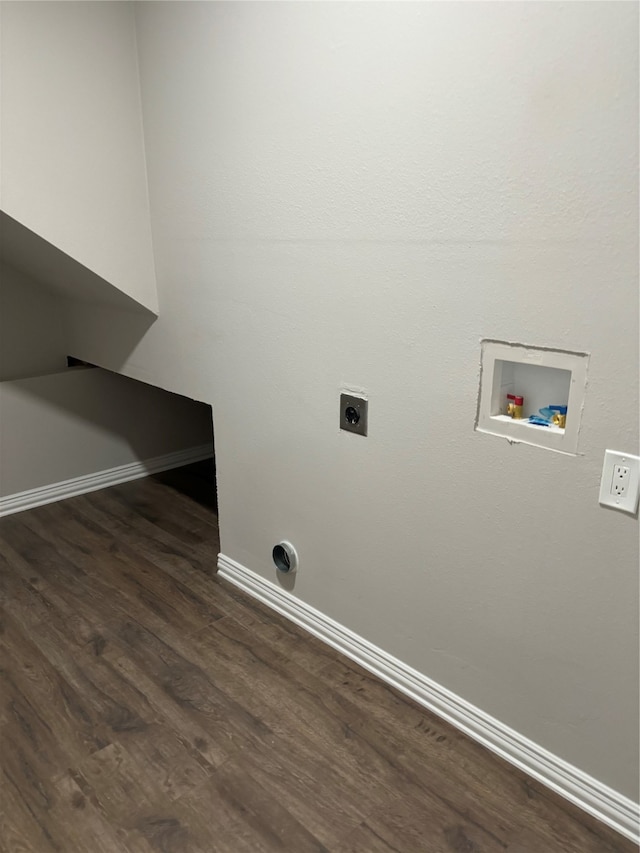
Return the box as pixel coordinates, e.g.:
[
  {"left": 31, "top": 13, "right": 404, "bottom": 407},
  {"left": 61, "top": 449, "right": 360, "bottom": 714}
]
[{"left": 340, "top": 393, "right": 368, "bottom": 436}]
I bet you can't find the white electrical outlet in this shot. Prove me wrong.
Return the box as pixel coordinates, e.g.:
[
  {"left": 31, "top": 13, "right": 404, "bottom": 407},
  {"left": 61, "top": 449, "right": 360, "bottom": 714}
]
[
  {"left": 611, "top": 464, "right": 630, "bottom": 497},
  {"left": 599, "top": 450, "right": 640, "bottom": 514}
]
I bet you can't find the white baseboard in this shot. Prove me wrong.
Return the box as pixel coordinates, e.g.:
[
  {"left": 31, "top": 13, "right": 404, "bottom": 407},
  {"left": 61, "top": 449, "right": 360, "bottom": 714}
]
[
  {"left": 0, "top": 444, "right": 214, "bottom": 518},
  {"left": 217, "top": 553, "right": 640, "bottom": 845}
]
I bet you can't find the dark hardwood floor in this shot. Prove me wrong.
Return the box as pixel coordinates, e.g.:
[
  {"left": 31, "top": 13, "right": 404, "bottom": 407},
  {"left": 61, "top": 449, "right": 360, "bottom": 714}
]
[{"left": 0, "top": 464, "right": 635, "bottom": 853}]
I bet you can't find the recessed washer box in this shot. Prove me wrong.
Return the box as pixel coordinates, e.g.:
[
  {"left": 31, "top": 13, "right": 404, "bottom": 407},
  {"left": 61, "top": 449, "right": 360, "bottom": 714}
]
[{"left": 476, "top": 340, "right": 589, "bottom": 455}]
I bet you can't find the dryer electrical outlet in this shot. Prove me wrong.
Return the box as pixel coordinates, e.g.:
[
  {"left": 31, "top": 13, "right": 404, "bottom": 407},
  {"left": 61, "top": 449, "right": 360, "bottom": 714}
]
[{"left": 340, "top": 393, "right": 368, "bottom": 437}]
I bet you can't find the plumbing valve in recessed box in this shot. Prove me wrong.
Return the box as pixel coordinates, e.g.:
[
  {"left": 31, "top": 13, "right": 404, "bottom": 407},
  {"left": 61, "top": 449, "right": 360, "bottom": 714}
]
[
  {"left": 506, "top": 394, "right": 524, "bottom": 419},
  {"left": 528, "top": 405, "right": 567, "bottom": 429}
]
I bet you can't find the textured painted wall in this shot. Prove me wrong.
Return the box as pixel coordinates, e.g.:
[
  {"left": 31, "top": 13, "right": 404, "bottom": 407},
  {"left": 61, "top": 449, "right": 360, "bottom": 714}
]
[
  {"left": 0, "top": 264, "right": 70, "bottom": 381},
  {"left": 66, "top": 2, "right": 638, "bottom": 799},
  {"left": 0, "top": 2, "right": 158, "bottom": 312}
]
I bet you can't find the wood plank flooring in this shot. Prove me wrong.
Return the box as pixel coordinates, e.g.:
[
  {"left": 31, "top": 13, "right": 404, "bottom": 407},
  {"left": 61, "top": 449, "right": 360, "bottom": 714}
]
[{"left": 0, "top": 463, "right": 635, "bottom": 853}]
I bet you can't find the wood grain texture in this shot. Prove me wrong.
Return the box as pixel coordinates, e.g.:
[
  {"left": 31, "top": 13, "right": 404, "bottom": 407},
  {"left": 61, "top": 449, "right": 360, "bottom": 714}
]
[{"left": 0, "top": 462, "right": 635, "bottom": 853}]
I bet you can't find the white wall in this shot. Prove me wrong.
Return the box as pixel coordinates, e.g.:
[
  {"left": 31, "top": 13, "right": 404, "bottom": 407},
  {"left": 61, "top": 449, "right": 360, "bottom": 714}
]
[
  {"left": 65, "top": 2, "right": 638, "bottom": 801},
  {"left": 0, "top": 264, "right": 70, "bottom": 381},
  {"left": 0, "top": 1, "right": 158, "bottom": 313},
  {"left": 0, "top": 368, "right": 213, "bottom": 498}
]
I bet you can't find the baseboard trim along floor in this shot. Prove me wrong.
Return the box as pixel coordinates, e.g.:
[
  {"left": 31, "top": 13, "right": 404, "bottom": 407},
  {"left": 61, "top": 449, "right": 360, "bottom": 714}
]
[
  {"left": 0, "top": 444, "right": 214, "bottom": 518},
  {"left": 217, "top": 552, "right": 640, "bottom": 845}
]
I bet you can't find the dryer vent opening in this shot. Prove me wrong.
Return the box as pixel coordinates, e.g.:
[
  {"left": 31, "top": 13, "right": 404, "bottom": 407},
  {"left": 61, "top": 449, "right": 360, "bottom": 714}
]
[{"left": 272, "top": 542, "right": 298, "bottom": 574}]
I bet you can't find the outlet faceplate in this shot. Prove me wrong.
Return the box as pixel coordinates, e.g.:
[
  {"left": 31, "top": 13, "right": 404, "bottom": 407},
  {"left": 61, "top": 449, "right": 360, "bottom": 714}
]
[
  {"left": 599, "top": 450, "right": 640, "bottom": 514},
  {"left": 340, "top": 393, "right": 368, "bottom": 436}
]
